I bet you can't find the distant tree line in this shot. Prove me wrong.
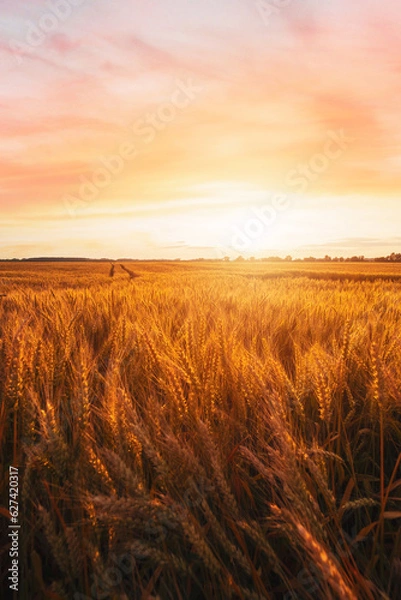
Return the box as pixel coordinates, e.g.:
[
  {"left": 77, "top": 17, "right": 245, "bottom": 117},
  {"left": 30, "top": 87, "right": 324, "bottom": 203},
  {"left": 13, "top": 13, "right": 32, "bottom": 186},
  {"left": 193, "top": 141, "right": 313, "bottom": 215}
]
[
  {"left": 231, "top": 252, "right": 401, "bottom": 263},
  {"left": 1, "top": 253, "right": 401, "bottom": 263}
]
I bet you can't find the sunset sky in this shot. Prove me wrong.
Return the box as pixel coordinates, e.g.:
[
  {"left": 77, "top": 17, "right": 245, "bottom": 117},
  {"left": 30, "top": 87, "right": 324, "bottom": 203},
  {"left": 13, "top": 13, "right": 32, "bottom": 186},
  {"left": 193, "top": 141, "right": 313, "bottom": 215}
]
[{"left": 1, "top": 0, "right": 400, "bottom": 259}]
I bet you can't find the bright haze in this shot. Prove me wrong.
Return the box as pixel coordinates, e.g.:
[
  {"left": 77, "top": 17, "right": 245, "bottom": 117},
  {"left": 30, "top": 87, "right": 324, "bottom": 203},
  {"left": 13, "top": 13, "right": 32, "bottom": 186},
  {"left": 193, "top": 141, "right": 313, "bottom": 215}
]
[{"left": 1, "top": 0, "right": 400, "bottom": 259}]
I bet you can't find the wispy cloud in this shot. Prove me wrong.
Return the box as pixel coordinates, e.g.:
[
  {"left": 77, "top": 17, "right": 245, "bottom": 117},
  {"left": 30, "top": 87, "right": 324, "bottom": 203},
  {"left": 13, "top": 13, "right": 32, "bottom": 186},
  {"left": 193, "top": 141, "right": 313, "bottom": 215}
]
[{"left": 1, "top": 0, "right": 400, "bottom": 257}]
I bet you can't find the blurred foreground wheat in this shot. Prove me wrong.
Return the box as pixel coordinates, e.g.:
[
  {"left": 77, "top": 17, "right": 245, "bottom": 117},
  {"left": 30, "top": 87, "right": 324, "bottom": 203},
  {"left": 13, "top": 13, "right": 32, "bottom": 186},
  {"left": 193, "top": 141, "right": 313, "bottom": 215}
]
[{"left": 0, "top": 262, "right": 400, "bottom": 599}]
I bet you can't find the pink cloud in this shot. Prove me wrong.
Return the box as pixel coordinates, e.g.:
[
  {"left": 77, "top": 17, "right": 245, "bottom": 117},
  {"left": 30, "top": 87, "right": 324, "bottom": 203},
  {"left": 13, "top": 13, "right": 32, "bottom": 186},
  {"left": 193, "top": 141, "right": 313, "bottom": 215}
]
[{"left": 47, "top": 33, "right": 82, "bottom": 54}]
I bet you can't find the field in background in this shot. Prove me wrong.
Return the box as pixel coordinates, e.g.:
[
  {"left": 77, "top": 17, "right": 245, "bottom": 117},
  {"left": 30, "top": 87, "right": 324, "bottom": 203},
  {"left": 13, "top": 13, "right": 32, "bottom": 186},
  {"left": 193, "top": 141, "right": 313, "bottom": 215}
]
[
  {"left": 1, "top": 260, "right": 401, "bottom": 291},
  {"left": 1, "top": 262, "right": 401, "bottom": 599}
]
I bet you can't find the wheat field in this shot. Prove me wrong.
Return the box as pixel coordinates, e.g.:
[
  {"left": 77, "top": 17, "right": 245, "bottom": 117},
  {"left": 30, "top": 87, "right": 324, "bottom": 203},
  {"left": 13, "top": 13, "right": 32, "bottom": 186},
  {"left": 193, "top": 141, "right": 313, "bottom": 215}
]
[{"left": 1, "top": 261, "right": 401, "bottom": 599}]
